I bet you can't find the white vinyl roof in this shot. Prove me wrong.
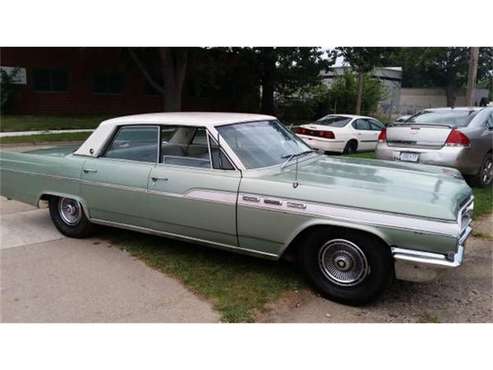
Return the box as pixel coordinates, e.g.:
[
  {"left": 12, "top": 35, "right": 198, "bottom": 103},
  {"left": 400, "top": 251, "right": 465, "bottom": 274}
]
[
  {"left": 100, "top": 112, "right": 275, "bottom": 127},
  {"left": 74, "top": 112, "right": 276, "bottom": 157}
]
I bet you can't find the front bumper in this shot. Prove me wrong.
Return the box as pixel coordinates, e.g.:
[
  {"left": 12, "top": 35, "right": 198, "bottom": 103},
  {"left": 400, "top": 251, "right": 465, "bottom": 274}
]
[{"left": 392, "top": 225, "right": 472, "bottom": 282}]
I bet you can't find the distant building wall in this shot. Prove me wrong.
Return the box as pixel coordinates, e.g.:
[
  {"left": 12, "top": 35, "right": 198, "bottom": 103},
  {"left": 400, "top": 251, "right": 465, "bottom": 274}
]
[{"left": 399, "top": 88, "right": 490, "bottom": 114}]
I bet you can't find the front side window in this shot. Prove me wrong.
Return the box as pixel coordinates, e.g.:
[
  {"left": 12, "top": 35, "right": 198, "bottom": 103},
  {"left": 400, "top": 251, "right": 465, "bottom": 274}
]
[
  {"left": 32, "top": 69, "right": 68, "bottom": 92},
  {"left": 216, "top": 120, "right": 312, "bottom": 169},
  {"left": 104, "top": 126, "right": 158, "bottom": 162},
  {"left": 369, "top": 119, "right": 384, "bottom": 130}
]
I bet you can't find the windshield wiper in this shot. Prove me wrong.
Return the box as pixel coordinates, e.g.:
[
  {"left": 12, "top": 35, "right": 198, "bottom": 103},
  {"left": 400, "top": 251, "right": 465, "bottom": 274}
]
[{"left": 280, "top": 150, "right": 314, "bottom": 169}]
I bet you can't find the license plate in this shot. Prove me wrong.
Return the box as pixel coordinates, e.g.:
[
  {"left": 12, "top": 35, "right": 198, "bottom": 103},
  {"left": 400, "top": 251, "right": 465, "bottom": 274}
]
[{"left": 399, "top": 152, "right": 419, "bottom": 162}]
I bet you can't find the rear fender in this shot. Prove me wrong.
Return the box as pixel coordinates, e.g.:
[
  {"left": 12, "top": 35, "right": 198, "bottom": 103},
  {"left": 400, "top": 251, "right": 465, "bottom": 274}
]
[{"left": 37, "top": 191, "right": 91, "bottom": 218}]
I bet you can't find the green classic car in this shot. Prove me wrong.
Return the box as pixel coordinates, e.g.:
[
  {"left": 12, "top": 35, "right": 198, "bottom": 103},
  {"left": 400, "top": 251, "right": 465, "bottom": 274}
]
[{"left": 0, "top": 113, "right": 474, "bottom": 304}]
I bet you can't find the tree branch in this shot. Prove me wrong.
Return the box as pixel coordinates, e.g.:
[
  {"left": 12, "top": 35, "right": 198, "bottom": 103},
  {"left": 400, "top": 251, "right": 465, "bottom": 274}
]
[{"left": 128, "top": 48, "right": 165, "bottom": 94}]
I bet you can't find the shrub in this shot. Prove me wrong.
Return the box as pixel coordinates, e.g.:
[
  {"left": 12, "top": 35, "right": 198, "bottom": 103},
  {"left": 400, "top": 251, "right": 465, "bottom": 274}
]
[{"left": 0, "top": 68, "right": 19, "bottom": 114}]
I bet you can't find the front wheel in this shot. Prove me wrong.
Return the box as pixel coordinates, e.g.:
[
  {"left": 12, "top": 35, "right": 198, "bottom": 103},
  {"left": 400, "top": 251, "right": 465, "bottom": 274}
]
[
  {"left": 49, "top": 196, "right": 96, "bottom": 238},
  {"left": 299, "top": 228, "right": 393, "bottom": 305}
]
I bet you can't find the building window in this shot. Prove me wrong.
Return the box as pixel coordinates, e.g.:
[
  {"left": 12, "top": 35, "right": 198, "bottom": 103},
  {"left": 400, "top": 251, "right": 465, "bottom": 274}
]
[
  {"left": 32, "top": 69, "right": 68, "bottom": 92},
  {"left": 93, "top": 72, "right": 124, "bottom": 94}
]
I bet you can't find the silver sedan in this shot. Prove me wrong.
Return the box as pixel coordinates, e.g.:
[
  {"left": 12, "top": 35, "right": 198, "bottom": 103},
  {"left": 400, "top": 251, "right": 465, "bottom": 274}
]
[{"left": 376, "top": 107, "right": 493, "bottom": 187}]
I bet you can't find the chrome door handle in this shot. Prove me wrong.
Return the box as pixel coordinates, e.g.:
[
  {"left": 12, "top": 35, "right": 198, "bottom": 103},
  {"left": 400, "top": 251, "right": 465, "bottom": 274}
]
[
  {"left": 151, "top": 176, "right": 168, "bottom": 182},
  {"left": 83, "top": 169, "right": 98, "bottom": 174}
]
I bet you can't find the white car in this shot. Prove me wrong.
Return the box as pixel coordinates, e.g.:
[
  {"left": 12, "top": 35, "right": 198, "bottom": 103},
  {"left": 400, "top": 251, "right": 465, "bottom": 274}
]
[{"left": 294, "top": 114, "right": 385, "bottom": 154}]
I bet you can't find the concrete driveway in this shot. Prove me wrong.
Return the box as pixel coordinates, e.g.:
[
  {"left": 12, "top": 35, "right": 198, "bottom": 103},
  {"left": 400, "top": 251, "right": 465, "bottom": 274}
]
[{"left": 0, "top": 197, "right": 219, "bottom": 323}]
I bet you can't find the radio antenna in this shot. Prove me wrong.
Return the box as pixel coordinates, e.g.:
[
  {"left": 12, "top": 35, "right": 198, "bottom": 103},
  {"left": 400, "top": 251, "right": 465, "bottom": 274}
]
[{"left": 293, "top": 156, "right": 299, "bottom": 188}]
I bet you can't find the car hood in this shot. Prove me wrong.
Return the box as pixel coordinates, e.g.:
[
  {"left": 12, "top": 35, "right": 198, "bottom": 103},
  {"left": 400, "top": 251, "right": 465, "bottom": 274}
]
[{"left": 249, "top": 155, "right": 472, "bottom": 221}]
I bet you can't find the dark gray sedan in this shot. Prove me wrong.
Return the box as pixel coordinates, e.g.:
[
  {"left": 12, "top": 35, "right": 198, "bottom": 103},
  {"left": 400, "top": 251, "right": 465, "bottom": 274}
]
[{"left": 376, "top": 107, "right": 493, "bottom": 187}]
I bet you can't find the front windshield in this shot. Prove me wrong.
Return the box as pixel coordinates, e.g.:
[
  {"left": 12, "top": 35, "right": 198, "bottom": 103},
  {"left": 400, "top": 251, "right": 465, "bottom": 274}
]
[
  {"left": 406, "top": 110, "right": 478, "bottom": 127},
  {"left": 217, "top": 120, "right": 312, "bottom": 169},
  {"left": 316, "top": 115, "right": 352, "bottom": 127}
]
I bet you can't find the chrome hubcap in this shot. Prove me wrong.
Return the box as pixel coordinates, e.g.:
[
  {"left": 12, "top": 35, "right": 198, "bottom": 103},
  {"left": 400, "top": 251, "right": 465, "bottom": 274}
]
[
  {"left": 58, "top": 198, "right": 82, "bottom": 225},
  {"left": 482, "top": 159, "right": 493, "bottom": 185},
  {"left": 319, "top": 239, "right": 369, "bottom": 286}
]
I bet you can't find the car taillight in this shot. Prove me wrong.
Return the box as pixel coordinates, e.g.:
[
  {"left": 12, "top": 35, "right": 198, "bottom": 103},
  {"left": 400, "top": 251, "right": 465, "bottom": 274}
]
[
  {"left": 445, "top": 129, "right": 470, "bottom": 147},
  {"left": 378, "top": 128, "right": 387, "bottom": 143},
  {"left": 318, "top": 131, "right": 335, "bottom": 139},
  {"left": 295, "top": 127, "right": 307, "bottom": 135}
]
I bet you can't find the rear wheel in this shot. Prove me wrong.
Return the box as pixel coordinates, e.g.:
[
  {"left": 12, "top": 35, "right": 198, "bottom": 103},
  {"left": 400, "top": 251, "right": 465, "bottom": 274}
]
[
  {"left": 49, "top": 196, "right": 96, "bottom": 238},
  {"left": 299, "top": 228, "right": 393, "bottom": 305},
  {"left": 469, "top": 153, "right": 493, "bottom": 188},
  {"left": 343, "top": 140, "right": 357, "bottom": 154}
]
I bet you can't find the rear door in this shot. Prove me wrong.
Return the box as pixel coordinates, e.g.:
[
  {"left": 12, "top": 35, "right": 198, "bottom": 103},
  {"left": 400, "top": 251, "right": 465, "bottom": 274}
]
[{"left": 80, "top": 125, "right": 159, "bottom": 226}]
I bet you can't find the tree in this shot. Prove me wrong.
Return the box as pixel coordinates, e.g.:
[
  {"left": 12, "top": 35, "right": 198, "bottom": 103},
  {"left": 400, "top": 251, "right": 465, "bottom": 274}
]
[
  {"left": 336, "top": 48, "right": 393, "bottom": 114},
  {"left": 242, "top": 47, "right": 331, "bottom": 114},
  {"left": 0, "top": 68, "right": 19, "bottom": 114},
  {"left": 326, "top": 72, "right": 386, "bottom": 116},
  {"left": 465, "top": 47, "right": 479, "bottom": 106},
  {"left": 388, "top": 47, "right": 493, "bottom": 106},
  {"left": 129, "top": 47, "right": 188, "bottom": 111}
]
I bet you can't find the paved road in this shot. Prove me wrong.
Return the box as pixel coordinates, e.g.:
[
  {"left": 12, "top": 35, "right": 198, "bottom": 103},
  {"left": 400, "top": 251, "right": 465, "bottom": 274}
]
[
  {"left": 259, "top": 220, "right": 493, "bottom": 323},
  {"left": 0, "top": 197, "right": 219, "bottom": 323}
]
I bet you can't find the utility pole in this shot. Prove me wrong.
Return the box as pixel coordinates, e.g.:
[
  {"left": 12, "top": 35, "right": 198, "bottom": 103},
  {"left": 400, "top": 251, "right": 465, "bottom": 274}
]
[{"left": 465, "top": 47, "right": 480, "bottom": 106}]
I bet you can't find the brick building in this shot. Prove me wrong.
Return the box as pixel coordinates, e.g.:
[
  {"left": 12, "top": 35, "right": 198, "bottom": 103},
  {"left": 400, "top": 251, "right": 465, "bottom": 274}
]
[{"left": 1, "top": 47, "right": 164, "bottom": 115}]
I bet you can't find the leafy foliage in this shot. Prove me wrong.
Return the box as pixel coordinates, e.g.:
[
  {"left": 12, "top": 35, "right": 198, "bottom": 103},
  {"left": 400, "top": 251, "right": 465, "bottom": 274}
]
[
  {"left": 325, "top": 72, "right": 386, "bottom": 115},
  {"left": 0, "top": 68, "right": 19, "bottom": 113},
  {"left": 387, "top": 47, "right": 493, "bottom": 104}
]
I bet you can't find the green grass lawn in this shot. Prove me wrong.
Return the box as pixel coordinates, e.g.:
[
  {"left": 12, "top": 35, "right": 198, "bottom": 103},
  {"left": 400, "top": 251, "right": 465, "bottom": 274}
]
[
  {"left": 0, "top": 115, "right": 109, "bottom": 132},
  {"left": 101, "top": 228, "right": 305, "bottom": 323},
  {"left": 0, "top": 131, "right": 92, "bottom": 144}
]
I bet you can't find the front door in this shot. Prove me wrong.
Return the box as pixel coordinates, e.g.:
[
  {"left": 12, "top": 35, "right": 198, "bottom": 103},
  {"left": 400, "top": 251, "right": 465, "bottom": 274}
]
[
  {"left": 146, "top": 126, "right": 241, "bottom": 248},
  {"left": 80, "top": 125, "right": 159, "bottom": 226}
]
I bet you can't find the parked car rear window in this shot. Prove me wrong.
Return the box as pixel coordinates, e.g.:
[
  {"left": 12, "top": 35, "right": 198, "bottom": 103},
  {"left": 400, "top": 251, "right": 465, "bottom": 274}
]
[
  {"left": 315, "top": 116, "right": 351, "bottom": 127},
  {"left": 406, "top": 110, "right": 479, "bottom": 127}
]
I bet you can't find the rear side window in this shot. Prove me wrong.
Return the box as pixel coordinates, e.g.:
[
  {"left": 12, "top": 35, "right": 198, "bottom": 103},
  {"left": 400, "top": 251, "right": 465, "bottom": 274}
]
[
  {"left": 104, "top": 126, "right": 159, "bottom": 162},
  {"left": 316, "top": 116, "right": 351, "bottom": 127},
  {"left": 486, "top": 113, "right": 493, "bottom": 130},
  {"left": 407, "top": 110, "right": 479, "bottom": 127},
  {"left": 352, "top": 119, "right": 371, "bottom": 130}
]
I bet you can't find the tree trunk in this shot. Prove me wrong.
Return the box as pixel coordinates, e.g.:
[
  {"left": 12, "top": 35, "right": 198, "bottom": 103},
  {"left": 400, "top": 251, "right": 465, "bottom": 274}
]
[
  {"left": 260, "top": 47, "right": 275, "bottom": 114},
  {"left": 446, "top": 81, "right": 456, "bottom": 107},
  {"left": 159, "top": 48, "right": 188, "bottom": 112},
  {"left": 465, "top": 47, "right": 480, "bottom": 106},
  {"left": 355, "top": 72, "right": 364, "bottom": 115}
]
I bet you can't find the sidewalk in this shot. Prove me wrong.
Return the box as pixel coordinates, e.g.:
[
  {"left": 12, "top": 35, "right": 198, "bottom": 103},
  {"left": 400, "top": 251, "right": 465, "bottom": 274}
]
[{"left": 0, "top": 197, "right": 220, "bottom": 323}]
